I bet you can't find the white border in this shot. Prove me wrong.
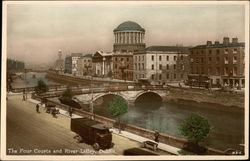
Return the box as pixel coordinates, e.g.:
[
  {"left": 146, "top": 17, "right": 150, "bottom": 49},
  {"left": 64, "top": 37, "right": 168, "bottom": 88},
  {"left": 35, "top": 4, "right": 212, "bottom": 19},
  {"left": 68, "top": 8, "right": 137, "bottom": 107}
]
[{"left": 1, "top": 1, "right": 249, "bottom": 160}]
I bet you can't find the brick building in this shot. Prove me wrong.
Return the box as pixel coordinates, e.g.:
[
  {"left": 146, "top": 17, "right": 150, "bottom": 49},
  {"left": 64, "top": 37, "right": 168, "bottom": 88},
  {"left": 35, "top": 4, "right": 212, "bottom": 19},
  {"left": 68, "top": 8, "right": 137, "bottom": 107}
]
[
  {"left": 112, "top": 52, "right": 133, "bottom": 81},
  {"left": 189, "top": 37, "right": 245, "bottom": 87}
]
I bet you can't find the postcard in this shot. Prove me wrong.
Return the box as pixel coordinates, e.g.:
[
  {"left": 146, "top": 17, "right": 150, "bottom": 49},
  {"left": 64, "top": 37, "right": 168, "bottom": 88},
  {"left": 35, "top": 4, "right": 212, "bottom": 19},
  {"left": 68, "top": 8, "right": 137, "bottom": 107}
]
[{"left": 1, "top": 1, "right": 249, "bottom": 160}]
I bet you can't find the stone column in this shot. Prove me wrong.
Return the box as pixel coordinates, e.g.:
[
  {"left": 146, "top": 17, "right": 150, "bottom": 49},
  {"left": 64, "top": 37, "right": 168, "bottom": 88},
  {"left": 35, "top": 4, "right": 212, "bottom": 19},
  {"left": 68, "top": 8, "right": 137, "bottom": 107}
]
[{"left": 102, "top": 57, "right": 106, "bottom": 76}]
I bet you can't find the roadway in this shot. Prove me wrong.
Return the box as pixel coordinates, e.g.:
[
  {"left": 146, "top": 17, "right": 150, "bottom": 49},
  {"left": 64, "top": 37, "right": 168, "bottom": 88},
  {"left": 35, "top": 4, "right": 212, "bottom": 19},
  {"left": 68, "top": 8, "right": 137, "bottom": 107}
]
[{"left": 6, "top": 94, "right": 171, "bottom": 155}]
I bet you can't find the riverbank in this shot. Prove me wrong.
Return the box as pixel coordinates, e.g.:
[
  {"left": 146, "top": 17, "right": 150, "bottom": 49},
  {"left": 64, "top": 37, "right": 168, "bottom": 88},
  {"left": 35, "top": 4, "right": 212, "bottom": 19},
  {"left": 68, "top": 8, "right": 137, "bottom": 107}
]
[{"left": 165, "top": 86, "right": 245, "bottom": 109}]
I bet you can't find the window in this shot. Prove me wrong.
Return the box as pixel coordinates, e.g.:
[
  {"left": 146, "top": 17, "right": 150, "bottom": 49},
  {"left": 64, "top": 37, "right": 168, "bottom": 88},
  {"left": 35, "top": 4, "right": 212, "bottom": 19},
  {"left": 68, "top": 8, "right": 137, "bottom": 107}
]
[
  {"left": 209, "top": 57, "right": 212, "bottom": 61},
  {"left": 115, "top": 64, "right": 117, "bottom": 69},
  {"left": 135, "top": 63, "right": 137, "bottom": 70},
  {"left": 224, "top": 67, "right": 228, "bottom": 75},
  {"left": 174, "top": 56, "right": 177, "bottom": 61},
  {"left": 181, "top": 74, "right": 183, "bottom": 79},
  {"left": 152, "top": 74, "right": 154, "bottom": 80},
  {"left": 216, "top": 49, "right": 220, "bottom": 54},
  {"left": 209, "top": 50, "right": 212, "bottom": 54},
  {"left": 166, "top": 64, "right": 169, "bottom": 70},
  {"left": 152, "top": 64, "right": 154, "bottom": 70},
  {"left": 138, "top": 63, "right": 140, "bottom": 70},
  {"left": 174, "top": 64, "right": 176, "bottom": 70},
  {"left": 174, "top": 74, "right": 176, "bottom": 79},
  {"left": 225, "top": 49, "right": 228, "bottom": 54},
  {"left": 233, "top": 67, "right": 237, "bottom": 75},
  {"left": 115, "top": 58, "right": 117, "bottom": 61},
  {"left": 233, "top": 56, "right": 237, "bottom": 61},
  {"left": 201, "top": 57, "right": 204, "bottom": 63},
  {"left": 139, "top": 56, "right": 140, "bottom": 61},
  {"left": 233, "top": 48, "right": 237, "bottom": 53},
  {"left": 159, "top": 74, "right": 162, "bottom": 80},
  {"left": 142, "top": 56, "right": 144, "bottom": 61},
  {"left": 127, "top": 58, "right": 129, "bottom": 62},
  {"left": 121, "top": 58, "right": 124, "bottom": 61},
  {"left": 166, "top": 73, "right": 169, "bottom": 79},
  {"left": 142, "top": 63, "right": 144, "bottom": 70},
  {"left": 166, "top": 56, "right": 169, "bottom": 61},
  {"left": 159, "top": 55, "right": 162, "bottom": 61},
  {"left": 152, "top": 55, "right": 154, "bottom": 61},
  {"left": 159, "top": 64, "right": 162, "bottom": 70}
]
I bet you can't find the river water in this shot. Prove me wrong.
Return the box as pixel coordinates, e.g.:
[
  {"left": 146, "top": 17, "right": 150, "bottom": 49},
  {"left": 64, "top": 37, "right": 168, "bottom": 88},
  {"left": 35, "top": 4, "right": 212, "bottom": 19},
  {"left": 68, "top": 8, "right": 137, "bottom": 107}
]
[{"left": 19, "top": 72, "right": 244, "bottom": 151}]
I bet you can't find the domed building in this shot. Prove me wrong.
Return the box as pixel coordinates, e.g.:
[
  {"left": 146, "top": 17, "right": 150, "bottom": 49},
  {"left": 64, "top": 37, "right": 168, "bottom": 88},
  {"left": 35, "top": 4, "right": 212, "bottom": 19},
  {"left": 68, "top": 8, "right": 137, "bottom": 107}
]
[{"left": 113, "top": 21, "right": 146, "bottom": 52}]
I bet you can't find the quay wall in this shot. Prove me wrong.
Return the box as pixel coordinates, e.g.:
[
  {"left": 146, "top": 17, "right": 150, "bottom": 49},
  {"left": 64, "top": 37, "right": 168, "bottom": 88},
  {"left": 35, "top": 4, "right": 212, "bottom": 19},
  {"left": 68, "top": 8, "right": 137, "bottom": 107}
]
[
  {"left": 165, "top": 86, "right": 245, "bottom": 108},
  {"left": 31, "top": 94, "right": 225, "bottom": 155}
]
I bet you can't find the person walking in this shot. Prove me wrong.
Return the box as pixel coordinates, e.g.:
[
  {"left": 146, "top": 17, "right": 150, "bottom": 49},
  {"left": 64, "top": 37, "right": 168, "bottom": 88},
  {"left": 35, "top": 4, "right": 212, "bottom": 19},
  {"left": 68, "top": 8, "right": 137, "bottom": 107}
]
[
  {"left": 69, "top": 107, "right": 73, "bottom": 117},
  {"left": 36, "top": 104, "right": 40, "bottom": 113},
  {"left": 154, "top": 130, "right": 160, "bottom": 143}
]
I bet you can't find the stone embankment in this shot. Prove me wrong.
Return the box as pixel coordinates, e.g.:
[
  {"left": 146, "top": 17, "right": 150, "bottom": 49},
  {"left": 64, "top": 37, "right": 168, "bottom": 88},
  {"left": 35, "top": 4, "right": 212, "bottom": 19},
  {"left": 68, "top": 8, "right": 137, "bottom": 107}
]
[{"left": 165, "top": 86, "right": 245, "bottom": 109}]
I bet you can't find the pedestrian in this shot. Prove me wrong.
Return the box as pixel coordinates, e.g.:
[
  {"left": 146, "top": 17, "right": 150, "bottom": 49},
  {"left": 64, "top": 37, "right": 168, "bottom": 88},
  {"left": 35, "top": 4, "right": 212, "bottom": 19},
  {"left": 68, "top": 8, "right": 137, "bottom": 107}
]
[
  {"left": 154, "top": 130, "right": 160, "bottom": 143},
  {"left": 22, "top": 94, "right": 26, "bottom": 101},
  {"left": 69, "top": 107, "right": 73, "bottom": 117},
  {"left": 36, "top": 104, "right": 40, "bottom": 113}
]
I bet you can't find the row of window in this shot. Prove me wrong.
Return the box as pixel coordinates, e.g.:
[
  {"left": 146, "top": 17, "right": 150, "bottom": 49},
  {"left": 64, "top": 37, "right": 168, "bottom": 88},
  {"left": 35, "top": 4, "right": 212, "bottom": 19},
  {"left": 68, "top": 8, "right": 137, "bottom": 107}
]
[
  {"left": 191, "top": 48, "right": 239, "bottom": 55},
  {"left": 191, "top": 56, "right": 239, "bottom": 64},
  {"left": 134, "top": 63, "right": 185, "bottom": 70},
  {"left": 151, "top": 73, "right": 184, "bottom": 80},
  {"left": 191, "top": 66, "right": 238, "bottom": 75},
  {"left": 134, "top": 55, "right": 184, "bottom": 62},
  {"left": 114, "top": 57, "right": 130, "bottom": 62}
]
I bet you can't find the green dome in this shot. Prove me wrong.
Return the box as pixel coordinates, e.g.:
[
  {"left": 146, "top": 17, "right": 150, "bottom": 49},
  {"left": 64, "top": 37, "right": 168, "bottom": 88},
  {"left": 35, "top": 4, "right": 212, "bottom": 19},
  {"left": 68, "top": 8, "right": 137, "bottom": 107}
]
[{"left": 114, "top": 21, "right": 145, "bottom": 32}]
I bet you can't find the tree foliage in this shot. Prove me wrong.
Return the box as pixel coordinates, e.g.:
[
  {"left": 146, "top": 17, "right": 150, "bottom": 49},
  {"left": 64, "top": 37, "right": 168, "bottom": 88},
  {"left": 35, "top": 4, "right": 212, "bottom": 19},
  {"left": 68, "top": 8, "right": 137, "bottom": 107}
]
[
  {"left": 62, "top": 87, "right": 73, "bottom": 100},
  {"left": 179, "top": 113, "right": 211, "bottom": 144},
  {"left": 108, "top": 96, "right": 128, "bottom": 117},
  {"left": 35, "top": 79, "right": 48, "bottom": 94}
]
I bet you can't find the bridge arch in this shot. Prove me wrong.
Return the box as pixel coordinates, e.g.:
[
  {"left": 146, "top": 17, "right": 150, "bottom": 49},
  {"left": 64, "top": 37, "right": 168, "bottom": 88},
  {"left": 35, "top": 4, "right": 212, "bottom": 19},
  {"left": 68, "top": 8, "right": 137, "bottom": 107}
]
[
  {"left": 134, "top": 91, "right": 163, "bottom": 103},
  {"left": 93, "top": 92, "right": 128, "bottom": 104}
]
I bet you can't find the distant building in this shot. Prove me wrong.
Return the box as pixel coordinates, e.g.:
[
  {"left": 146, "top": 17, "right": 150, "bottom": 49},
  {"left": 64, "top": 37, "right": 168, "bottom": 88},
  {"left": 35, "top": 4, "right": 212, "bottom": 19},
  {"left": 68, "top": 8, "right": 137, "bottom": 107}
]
[
  {"left": 7, "top": 59, "right": 25, "bottom": 71},
  {"left": 64, "top": 53, "right": 82, "bottom": 75},
  {"left": 54, "top": 50, "right": 64, "bottom": 74},
  {"left": 189, "top": 37, "right": 245, "bottom": 87},
  {"left": 92, "top": 51, "right": 113, "bottom": 77},
  {"left": 113, "top": 21, "right": 146, "bottom": 53},
  {"left": 113, "top": 52, "right": 134, "bottom": 81},
  {"left": 77, "top": 54, "right": 92, "bottom": 76},
  {"left": 133, "top": 46, "right": 190, "bottom": 85}
]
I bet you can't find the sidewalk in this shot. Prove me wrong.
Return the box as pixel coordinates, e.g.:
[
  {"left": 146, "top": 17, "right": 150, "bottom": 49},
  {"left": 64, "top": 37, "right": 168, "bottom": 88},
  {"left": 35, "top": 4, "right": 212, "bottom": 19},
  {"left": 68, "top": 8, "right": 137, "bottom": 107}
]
[{"left": 26, "top": 97, "right": 181, "bottom": 155}]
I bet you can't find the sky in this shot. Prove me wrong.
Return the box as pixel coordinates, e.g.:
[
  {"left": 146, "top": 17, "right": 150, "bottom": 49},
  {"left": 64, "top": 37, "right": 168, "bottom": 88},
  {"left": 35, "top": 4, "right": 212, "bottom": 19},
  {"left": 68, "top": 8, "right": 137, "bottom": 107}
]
[{"left": 6, "top": 2, "right": 246, "bottom": 67}]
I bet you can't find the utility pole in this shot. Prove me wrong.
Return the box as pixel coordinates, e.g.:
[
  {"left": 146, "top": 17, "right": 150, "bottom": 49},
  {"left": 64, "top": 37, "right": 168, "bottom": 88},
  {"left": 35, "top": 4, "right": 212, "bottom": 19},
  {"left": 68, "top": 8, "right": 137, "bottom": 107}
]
[{"left": 90, "top": 65, "right": 94, "bottom": 120}]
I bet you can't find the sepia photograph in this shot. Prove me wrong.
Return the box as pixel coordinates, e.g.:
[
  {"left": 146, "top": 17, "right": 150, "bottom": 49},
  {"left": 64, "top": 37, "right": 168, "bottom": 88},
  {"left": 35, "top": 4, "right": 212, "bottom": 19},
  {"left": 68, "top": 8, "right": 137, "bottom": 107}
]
[{"left": 1, "top": 1, "right": 249, "bottom": 160}]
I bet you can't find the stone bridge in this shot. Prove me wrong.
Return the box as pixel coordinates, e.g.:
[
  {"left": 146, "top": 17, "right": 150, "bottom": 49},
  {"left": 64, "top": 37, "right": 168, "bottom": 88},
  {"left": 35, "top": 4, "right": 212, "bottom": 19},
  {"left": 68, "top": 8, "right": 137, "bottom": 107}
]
[{"left": 74, "top": 88, "right": 167, "bottom": 105}]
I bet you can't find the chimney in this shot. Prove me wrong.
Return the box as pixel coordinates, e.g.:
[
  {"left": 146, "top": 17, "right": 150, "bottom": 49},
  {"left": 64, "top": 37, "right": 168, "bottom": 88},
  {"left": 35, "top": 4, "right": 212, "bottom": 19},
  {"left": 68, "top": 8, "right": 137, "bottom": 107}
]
[
  {"left": 223, "top": 37, "right": 230, "bottom": 44},
  {"left": 207, "top": 41, "right": 212, "bottom": 45},
  {"left": 214, "top": 41, "right": 220, "bottom": 45},
  {"left": 232, "top": 37, "right": 238, "bottom": 43}
]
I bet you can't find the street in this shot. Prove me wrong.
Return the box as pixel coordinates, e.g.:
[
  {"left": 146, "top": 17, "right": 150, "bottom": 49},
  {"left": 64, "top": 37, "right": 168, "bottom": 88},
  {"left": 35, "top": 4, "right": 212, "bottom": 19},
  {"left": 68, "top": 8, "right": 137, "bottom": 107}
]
[{"left": 6, "top": 94, "right": 171, "bottom": 155}]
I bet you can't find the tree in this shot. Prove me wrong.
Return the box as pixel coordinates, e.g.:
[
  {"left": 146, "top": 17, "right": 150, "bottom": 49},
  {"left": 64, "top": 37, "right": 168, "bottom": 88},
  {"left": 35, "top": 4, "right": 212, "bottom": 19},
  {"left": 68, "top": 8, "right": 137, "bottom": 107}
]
[
  {"left": 179, "top": 113, "right": 211, "bottom": 154},
  {"left": 62, "top": 87, "right": 73, "bottom": 100},
  {"left": 35, "top": 79, "right": 48, "bottom": 94},
  {"left": 108, "top": 96, "right": 128, "bottom": 134}
]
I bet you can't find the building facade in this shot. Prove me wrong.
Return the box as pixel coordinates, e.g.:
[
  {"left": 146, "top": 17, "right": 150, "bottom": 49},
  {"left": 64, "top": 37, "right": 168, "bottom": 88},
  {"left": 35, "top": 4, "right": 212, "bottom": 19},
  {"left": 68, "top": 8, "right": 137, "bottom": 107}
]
[
  {"left": 112, "top": 52, "right": 134, "bottom": 81},
  {"left": 92, "top": 51, "right": 113, "bottom": 77},
  {"left": 7, "top": 59, "right": 25, "bottom": 71},
  {"left": 77, "top": 54, "right": 92, "bottom": 76},
  {"left": 133, "top": 46, "right": 190, "bottom": 85},
  {"left": 113, "top": 21, "right": 146, "bottom": 53},
  {"left": 64, "top": 53, "right": 82, "bottom": 75},
  {"left": 54, "top": 50, "right": 64, "bottom": 74},
  {"left": 190, "top": 37, "right": 245, "bottom": 87}
]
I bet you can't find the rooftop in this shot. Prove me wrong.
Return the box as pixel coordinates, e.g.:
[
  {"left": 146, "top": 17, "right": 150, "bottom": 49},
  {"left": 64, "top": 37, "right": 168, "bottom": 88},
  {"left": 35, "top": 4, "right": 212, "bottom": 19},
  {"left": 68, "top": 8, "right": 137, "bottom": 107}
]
[
  {"left": 146, "top": 46, "right": 190, "bottom": 52},
  {"left": 192, "top": 42, "right": 245, "bottom": 49},
  {"left": 114, "top": 21, "right": 145, "bottom": 32}
]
